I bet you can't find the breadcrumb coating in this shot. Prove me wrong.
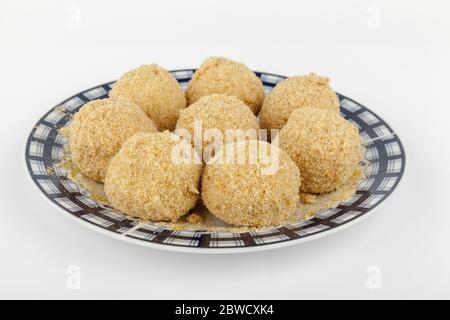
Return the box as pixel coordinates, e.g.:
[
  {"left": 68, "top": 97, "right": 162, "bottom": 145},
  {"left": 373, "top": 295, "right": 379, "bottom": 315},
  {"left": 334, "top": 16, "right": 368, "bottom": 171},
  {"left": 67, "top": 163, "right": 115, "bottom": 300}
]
[
  {"left": 69, "top": 97, "right": 157, "bottom": 182},
  {"left": 279, "top": 107, "right": 362, "bottom": 193},
  {"left": 201, "top": 140, "right": 300, "bottom": 227},
  {"left": 110, "top": 64, "right": 186, "bottom": 131},
  {"left": 186, "top": 57, "right": 265, "bottom": 114},
  {"left": 260, "top": 73, "right": 339, "bottom": 131},
  {"left": 185, "top": 212, "right": 204, "bottom": 225},
  {"left": 175, "top": 94, "right": 259, "bottom": 152},
  {"left": 104, "top": 132, "right": 202, "bottom": 222}
]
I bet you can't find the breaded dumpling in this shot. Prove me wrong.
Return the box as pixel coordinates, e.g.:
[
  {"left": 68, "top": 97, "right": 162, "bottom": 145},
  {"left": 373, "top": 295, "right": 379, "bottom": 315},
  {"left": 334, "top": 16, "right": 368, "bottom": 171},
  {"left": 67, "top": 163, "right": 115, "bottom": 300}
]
[
  {"left": 175, "top": 94, "right": 259, "bottom": 156},
  {"left": 279, "top": 108, "right": 362, "bottom": 193},
  {"left": 109, "top": 64, "right": 186, "bottom": 131},
  {"left": 69, "top": 97, "right": 157, "bottom": 182},
  {"left": 186, "top": 57, "right": 264, "bottom": 114},
  {"left": 104, "top": 132, "right": 202, "bottom": 222},
  {"left": 260, "top": 73, "right": 339, "bottom": 131},
  {"left": 201, "top": 140, "right": 300, "bottom": 227}
]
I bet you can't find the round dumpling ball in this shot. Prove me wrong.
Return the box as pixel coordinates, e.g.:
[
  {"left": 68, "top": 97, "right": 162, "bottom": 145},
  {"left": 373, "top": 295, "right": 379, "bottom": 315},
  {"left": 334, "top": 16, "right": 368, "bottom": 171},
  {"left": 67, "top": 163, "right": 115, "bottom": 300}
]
[
  {"left": 186, "top": 57, "right": 264, "bottom": 114},
  {"left": 278, "top": 107, "right": 362, "bottom": 193},
  {"left": 201, "top": 140, "right": 300, "bottom": 227},
  {"left": 69, "top": 97, "right": 157, "bottom": 182},
  {"left": 175, "top": 94, "right": 259, "bottom": 159},
  {"left": 109, "top": 64, "right": 186, "bottom": 131},
  {"left": 260, "top": 73, "right": 340, "bottom": 131},
  {"left": 104, "top": 132, "right": 202, "bottom": 222}
]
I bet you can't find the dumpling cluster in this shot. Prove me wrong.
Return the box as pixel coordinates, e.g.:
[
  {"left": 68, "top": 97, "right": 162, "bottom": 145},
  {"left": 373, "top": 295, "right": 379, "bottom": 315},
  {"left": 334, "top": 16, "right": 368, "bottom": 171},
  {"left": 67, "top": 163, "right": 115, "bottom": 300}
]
[{"left": 66, "top": 57, "right": 362, "bottom": 227}]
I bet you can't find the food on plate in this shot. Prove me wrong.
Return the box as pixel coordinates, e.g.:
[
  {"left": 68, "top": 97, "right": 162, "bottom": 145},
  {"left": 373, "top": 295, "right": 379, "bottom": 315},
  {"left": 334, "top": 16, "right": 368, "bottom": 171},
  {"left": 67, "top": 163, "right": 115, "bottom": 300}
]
[
  {"left": 110, "top": 64, "right": 186, "bottom": 131},
  {"left": 259, "top": 73, "right": 339, "bottom": 131},
  {"left": 68, "top": 97, "right": 157, "bottom": 182},
  {"left": 175, "top": 94, "right": 259, "bottom": 157},
  {"left": 278, "top": 107, "right": 362, "bottom": 193},
  {"left": 59, "top": 58, "right": 366, "bottom": 231},
  {"left": 185, "top": 57, "right": 264, "bottom": 114},
  {"left": 201, "top": 140, "right": 300, "bottom": 227},
  {"left": 104, "top": 132, "right": 202, "bottom": 222}
]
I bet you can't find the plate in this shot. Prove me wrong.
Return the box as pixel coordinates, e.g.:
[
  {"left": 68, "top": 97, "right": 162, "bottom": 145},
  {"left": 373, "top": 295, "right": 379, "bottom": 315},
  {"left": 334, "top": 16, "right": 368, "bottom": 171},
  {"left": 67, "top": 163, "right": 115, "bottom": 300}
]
[{"left": 25, "top": 69, "right": 405, "bottom": 253}]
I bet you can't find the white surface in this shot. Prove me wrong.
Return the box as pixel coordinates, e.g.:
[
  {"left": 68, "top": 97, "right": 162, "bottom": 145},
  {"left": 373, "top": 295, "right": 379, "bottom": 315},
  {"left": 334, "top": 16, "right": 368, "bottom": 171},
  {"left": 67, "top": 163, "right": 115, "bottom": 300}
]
[{"left": 1, "top": 0, "right": 449, "bottom": 299}]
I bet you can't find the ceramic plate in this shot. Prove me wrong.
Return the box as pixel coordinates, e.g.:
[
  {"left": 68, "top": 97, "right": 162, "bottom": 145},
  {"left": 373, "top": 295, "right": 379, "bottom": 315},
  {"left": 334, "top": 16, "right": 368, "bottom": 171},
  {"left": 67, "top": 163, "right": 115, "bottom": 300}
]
[{"left": 25, "top": 69, "right": 405, "bottom": 253}]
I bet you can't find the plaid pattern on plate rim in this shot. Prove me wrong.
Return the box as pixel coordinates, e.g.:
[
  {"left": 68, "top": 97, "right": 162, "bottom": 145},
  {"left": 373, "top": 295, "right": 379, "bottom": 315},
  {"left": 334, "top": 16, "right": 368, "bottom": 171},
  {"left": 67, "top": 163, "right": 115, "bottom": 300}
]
[{"left": 24, "top": 69, "right": 406, "bottom": 252}]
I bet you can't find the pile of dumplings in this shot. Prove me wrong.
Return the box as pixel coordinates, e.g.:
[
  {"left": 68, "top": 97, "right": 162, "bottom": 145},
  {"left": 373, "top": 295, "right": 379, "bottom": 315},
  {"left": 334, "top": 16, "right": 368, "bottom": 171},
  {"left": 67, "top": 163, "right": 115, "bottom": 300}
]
[{"left": 66, "top": 57, "right": 362, "bottom": 227}]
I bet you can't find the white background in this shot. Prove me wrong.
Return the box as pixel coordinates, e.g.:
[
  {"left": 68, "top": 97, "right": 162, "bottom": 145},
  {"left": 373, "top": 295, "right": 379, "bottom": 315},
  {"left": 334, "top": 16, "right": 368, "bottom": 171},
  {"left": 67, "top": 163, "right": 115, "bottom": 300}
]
[{"left": 1, "top": 0, "right": 449, "bottom": 299}]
